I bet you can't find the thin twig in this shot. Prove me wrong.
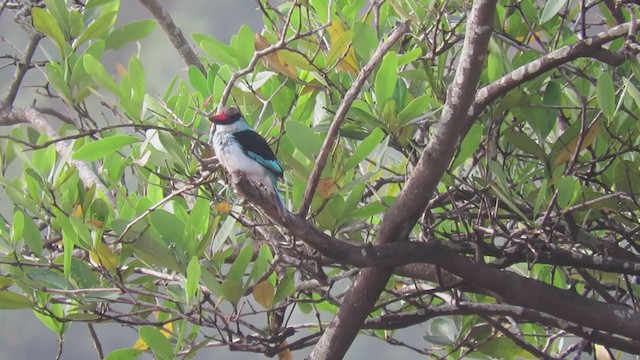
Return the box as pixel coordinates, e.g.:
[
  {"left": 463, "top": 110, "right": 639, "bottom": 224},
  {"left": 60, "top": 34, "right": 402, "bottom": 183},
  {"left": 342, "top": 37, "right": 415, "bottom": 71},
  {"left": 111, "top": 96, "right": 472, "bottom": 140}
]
[
  {"left": 297, "top": 20, "right": 411, "bottom": 218},
  {"left": 3, "top": 32, "right": 42, "bottom": 107},
  {"left": 87, "top": 324, "right": 104, "bottom": 360}
]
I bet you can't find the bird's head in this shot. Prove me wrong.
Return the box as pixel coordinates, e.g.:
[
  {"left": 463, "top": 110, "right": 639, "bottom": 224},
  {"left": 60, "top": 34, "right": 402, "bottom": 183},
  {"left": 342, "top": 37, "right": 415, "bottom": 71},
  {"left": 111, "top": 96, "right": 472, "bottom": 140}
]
[{"left": 209, "top": 106, "right": 242, "bottom": 125}]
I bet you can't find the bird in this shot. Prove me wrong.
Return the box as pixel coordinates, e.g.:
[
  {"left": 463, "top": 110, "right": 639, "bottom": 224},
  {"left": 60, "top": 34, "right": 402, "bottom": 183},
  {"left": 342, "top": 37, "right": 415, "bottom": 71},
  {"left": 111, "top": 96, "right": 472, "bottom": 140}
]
[{"left": 209, "top": 107, "right": 285, "bottom": 207}]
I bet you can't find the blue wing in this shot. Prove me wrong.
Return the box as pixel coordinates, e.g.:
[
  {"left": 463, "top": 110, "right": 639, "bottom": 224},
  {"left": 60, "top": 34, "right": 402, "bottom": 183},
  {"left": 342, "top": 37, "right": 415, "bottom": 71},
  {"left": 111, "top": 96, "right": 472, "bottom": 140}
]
[{"left": 232, "top": 130, "right": 284, "bottom": 178}]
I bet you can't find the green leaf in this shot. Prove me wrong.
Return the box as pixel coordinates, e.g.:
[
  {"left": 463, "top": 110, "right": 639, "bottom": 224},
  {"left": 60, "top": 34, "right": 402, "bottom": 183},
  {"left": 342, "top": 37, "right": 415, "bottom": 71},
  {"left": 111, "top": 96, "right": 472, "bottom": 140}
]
[
  {"left": 504, "top": 130, "right": 546, "bottom": 160},
  {"left": 539, "top": 81, "right": 561, "bottom": 139},
  {"left": 344, "top": 128, "right": 385, "bottom": 172},
  {"left": 186, "top": 257, "right": 201, "bottom": 302},
  {"left": 220, "top": 278, "right": 243, "bottom": 305},
  {"left": 139, "top": 326, "right": 174, "bottom": 360},
  {"left": 46, "top": 62, "right": 73, "bottom": 103},
  {"left": 149, "top": 209, "right": 186, "bottom": 245},
  {"left": 539, "top": 0, "right": 568, "bottom": 24},
  {"left": 285, "top": 121, "right": 322, "bottom": 161},
  {"left": 597, "top": 72, "right": 616, "bottom": 119},
  {"left": 352, "top": 22, "right": 378, "bottom": 60},
  {"left": 74, "top": 11, "right": 117, "bottom": 48},
  {"left": 375, "top": 51, "right": 398, "bottom": 108},
  {"left": 73, "top": 135, "right": 140, "bottom": 161},
  {"left": 83, "top": 54, "right": 121, "bottom": 95},
  {"left": 235, "top": 24, "right": 255, "bottom": 68},
  {"left": 85, "top": 0, "right": 117, "bottom": 9},
  {"left": 10, "top": 210, "right": 24, "bottom": 245},
  {"left": 188, "top": 65, "right": 208, "bottom": 94},
  {"left": 105, "top": 19, "right": 157, "bottom": 50},
  {"left": 32, "top": 7, "right": 66, "bottom": 51},
  {"left": 104, "top": 348, "right": 143, "bottom": 360},
  {"left": 273, "top": 267, "right": 295, "bottom": 304},
  {"left": 184, "top": 198, "right": 210, "bottom": 254},
  {"left": 614, "top": 160, "right": 640, "bottom": 196},
  {"left": 452, "top": 124, "right": 483, "bottom": 168},
  {"left": 20, "top": 211, "right": 43, "bottom": 256},
  {"left": 44, "top": 0, "right": 70, "bottom": 38},
  {"left": 227, "top": 243, "right": 253, "bottom": 284},
  {"left": 0, "top": 291, "right": 34, "bottom": 309},
  {"left": 556, "top": 176, "right": 578, "bottom": 208},
  {"left": 397, "top": 48, "right": 422, "bottom": 67},
  {"left": 397, "top": 95, "right": 430, "bottom": 127},
  {"left": 195, "top": 34, "right": 238, "bottom": 67}
]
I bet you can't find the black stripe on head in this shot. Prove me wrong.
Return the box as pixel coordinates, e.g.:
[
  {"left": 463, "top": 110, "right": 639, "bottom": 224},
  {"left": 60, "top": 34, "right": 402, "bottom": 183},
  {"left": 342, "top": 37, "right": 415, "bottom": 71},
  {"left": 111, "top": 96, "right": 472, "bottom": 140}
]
[{"left": 209, "top": 107, "right": 242, "bottom": 124}]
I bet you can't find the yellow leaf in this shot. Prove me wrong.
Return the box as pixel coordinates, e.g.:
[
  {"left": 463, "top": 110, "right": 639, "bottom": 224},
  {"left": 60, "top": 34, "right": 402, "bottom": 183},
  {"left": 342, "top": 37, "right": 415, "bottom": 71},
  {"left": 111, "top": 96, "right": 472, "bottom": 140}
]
[
  {"left": 553, "top": 120, "right": 601, "bottom": 165},
  {"left": 115, "top": 62, "right": 128, "bottom": 77},
  {"left": 327, "top": 20, "right": 360, "bottom": 75},
  {"left": 161, "top": 322, "right": 173, "bottom": 338},
  {"left": 86, "top": 219, "right": 105, "bottom": 228},
  {"left": 317, "top": 178, "right": 338, "bottom": 199},
  {"left": 252, "top": 280, "right": 274, "bottom": 309},
  {"left": 89, "top": 242, "right": 119, "bottom": 271},
  {"left": 254, "top": 34, "right": 298, "bottom": 78},
  {"left": 133, "top": 337, "right": 148, "bottom": 350},
  {"left": 72, "top": 204, "right": 83, "bottom": 217},
  {"left": 213, "top": 201, "right": 232, "bottom": 213},
  {"left": 277, "top": 340, "right": 292, "bottom": 360}
]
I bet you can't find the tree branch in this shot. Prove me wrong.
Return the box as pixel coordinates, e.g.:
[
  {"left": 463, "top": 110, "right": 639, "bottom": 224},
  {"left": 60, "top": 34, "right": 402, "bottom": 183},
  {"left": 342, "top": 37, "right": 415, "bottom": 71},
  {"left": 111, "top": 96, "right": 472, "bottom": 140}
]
[
  {"left": 138, "top": 0, "right": 205, "bottom": 74},
  {"left": 297, "top": 20, "right": 411, "bottom": 218},
  {"left": 0, "top": 107, "right": 117, "bottom": 209},
  {"left": 2, "top": 31, "right": 42, "bottom": 107},
  {"left": 307, "top": 1, "right": 498, "bottom": 358}
]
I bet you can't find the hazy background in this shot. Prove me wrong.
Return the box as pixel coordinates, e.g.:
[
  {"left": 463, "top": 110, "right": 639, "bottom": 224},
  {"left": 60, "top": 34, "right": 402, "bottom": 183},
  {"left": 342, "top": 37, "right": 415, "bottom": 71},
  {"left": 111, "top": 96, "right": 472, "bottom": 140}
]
[{"left": 0, "top": 1, "right": 424, "bottom": 358}]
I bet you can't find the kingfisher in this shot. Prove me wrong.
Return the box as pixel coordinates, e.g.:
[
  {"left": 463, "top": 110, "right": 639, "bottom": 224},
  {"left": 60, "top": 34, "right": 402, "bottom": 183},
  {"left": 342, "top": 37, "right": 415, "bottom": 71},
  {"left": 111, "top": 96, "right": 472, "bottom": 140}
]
[{"left": 209, "top": 107, "right": 284, "bottom": 207}]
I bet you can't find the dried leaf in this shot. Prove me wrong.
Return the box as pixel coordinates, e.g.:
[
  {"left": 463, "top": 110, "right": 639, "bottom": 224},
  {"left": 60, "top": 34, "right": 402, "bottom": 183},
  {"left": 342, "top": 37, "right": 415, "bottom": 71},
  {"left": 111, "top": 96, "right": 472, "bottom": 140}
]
[
  {"left": 213, "top": 201, "right": 232, "bottom": 213},
  {"left": 317, "top": 178, "right": 338, "bottom": 199},
  {"left": 553, "top": 120, "right": 601, "bottom": 165},
  {"left": 252, "top": 280, "right": 274, "bottom": 308},
  {"left": 254, "top": 34, "right": 298, "bottom": 78},
  {"left": 327, "top": 20, "right": 360, "bottom": 74}
]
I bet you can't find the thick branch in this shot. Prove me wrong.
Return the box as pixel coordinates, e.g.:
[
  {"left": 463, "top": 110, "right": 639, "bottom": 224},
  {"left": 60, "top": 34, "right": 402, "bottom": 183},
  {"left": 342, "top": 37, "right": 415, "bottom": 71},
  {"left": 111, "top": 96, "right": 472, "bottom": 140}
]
[
  {"left": 0, "top": 107, "right": 116, "bottom": 209},
  {"left": 297, "top": 20, "right": 411, "bottom": 218},
  {"left": 308, "top": 2, "right": 498, "bottom": 359},
  {"left": 235, "top": 174, "right": 640, "bottom": 346},
  {"left": 138, "top": 0, "right": 205, "bottom": 74}
]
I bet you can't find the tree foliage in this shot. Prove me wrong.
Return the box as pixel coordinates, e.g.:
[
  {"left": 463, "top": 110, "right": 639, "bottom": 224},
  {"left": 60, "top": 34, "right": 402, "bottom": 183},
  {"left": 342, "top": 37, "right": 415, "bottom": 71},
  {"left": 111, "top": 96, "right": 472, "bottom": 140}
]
[{"left": 1, "top": 0, "right": 640, "bottom": 359}]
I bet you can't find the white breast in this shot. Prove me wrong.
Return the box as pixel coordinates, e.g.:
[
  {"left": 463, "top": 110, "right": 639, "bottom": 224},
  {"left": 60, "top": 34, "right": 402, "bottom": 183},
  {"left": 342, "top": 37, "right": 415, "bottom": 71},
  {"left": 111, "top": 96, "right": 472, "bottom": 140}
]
[{"left": 213, "top": 132, "right": 275, "bottom": 189}]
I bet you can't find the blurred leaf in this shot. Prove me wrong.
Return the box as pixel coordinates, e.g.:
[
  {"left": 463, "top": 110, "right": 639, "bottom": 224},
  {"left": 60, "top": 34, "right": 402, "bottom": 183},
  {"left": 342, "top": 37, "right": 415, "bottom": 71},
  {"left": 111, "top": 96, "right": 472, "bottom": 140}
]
[
  {"left": 273, "top": 268, "right": 295, "bottom": 304},
  {"left": 553, "top": 120, "right": 601, "bottom": 165},
  {"left": 83, "top": 54, "right": 121, "bottom": 95},
  {"left": 344, "top": 128, "right": 385, "bottom": 172},
  {"left": 453, "top": 124, "right": 483, "bottom": 168},
  {"left": 20, "top": 210, "right": 43, "bottom": 256},
  {"left": 252, "top": 280, "right": 274, "bottom": 309},
  {"left": 194, "top": 33, "right": 238, "bottom": 67},
  {"left": 614, "top": 160, "right": 640, "bottom": 196},
  {"left": 188, "top": 65, "right": 208, "bottom": 94},
  {"left": 375, "top": 52, "right": 398, "bottom": 108},
  {"left": 597, "top": 72, "right": 616, "bottom": 120},
  {"left": 235, "top": 24, "right": 255, "bottom": 68},
  {"left": 149, "top": 209, "right": 185, "bottom": 245},
  {"left": 186, "top": 257, "right": 201, "bottom": 302},
  {"left": 539, "top": 81, "right": 561, "bottom": 138},
  {"left": 73, "top": 135, "right": 140, "bottom": 161},
  {"left": 227, "top": 243, "right": 253, "bottom": 284},
  {"left": 74, "top": 11, "right": 117, "bottom": 48},
  {"left": 504, "top": 130, "right": 546, "bottom": 160},
  {"left": 285, "top": 121, "right": 322, "bottom": 161},
  {"left": 10, "top": 210, "right": 24, "bottom": 246},
  {"left": 104, "top": 348, "right": 143, "bottom": 360},
  {"left": 139, "top": 326, "right": 174, "bottom": 360},
  {"left": 327, "top": 19, "right": 359, "bottom": 74},
  {"left": 32, "top": 7, "right": 66, "bottom": 51},
  {"left": 540, "top": 0, "right": 568, "bottom": 24},
  {"left": 105, "top": 19, "right": 157, "bottom": 50},
  {"left": 0, "top": 291, "right": 34, "bottom": 309},
  {"left": 556, "top": 176, "right": 578, "bottom": 208},
  {"left": 397, "top": 95, "right": 430, "bottom": 127},
  {"left": 89, "top": 242, "right": 119, "bottom": 271},
  {"left": 220, "top": 279, "right": 243, "bottom": 305}
]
